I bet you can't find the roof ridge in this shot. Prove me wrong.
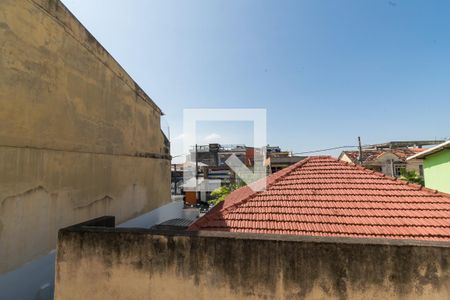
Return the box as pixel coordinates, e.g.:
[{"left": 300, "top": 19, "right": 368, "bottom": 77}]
[{"left": 187, "top": 156, "right": 315, "bottom": 231}]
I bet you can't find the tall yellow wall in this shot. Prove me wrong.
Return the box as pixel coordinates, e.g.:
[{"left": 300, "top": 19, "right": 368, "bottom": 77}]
[{"left": 0, "top": 0, "right": 170, "bottom": 273}]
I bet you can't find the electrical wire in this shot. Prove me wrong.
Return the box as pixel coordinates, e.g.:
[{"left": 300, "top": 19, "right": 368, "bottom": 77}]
[
  {"left": 176, "top": 144, "right": 372, "bottom": 157},
  {"left": 174, "top": 140, "right": 439, "bottom": 158},
  {"left": 292, "top": 141, "right": 417, "bottom": 155},
  {"left": 293, "top": 145, "right": 358, "bottom": 155}
]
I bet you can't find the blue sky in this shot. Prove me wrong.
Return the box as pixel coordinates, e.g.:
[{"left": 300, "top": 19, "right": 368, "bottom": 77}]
[{"left": 62, "top": 0, "right": 450, "bottom": 161}]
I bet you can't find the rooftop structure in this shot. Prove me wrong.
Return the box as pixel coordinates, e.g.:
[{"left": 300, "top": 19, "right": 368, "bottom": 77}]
[
  {"left": 189, "top": 156, "right": 450, "bottom": 241},
  {"left": 371, "top": 140, "right": 446, "bottom": 149},
  {"left": 341, "top": 148, "right": 424, "bottom": 164},
  {"left": 407, "top": 140, "right": 450, "bottom": 194},
  {"left": 407, "top": 140, "right": 450, "bottom": 160},
  {"left": 339, "top": 148, "right": 425, "bottom": 177}
]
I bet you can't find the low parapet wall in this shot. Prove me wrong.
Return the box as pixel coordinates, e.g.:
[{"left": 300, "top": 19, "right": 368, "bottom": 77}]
[{"left": 55, "top": 217, "right": 450, "bottom": 300}]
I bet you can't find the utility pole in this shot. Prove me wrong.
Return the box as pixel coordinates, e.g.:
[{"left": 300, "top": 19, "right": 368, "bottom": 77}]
[
  {"left": 195, "top": 144, "right": 199, "bottom": 203},
  {"left": 173, "top": 163, "right": 177, "bottom": 194},
  {"left": 358, "top": 136, "right": 363, "bottom": 164},
  {"left": 195, "top": 144, "right": 199, "bottom": 181}
]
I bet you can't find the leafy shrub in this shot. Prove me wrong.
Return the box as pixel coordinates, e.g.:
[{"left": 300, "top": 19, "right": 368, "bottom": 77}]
[
  {"left": 400, "top": 169, "right": 424, "bottom": 186},
  {"left": 208, "top": 182, "right": 245, "bottom": 206}
]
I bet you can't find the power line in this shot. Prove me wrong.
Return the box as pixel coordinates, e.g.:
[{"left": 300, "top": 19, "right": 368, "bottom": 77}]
[
  {"left": 173, "top": 139, "right": 440, "bottom": 159},
  {"left": 176, "top": 143, "right": 371, "bottom": 157},
  {"left": 294, "top": 145, "right": 357, "bottom": 155},
  {"left": 292, "top": 140, "right": 422, "bottom": 156}
]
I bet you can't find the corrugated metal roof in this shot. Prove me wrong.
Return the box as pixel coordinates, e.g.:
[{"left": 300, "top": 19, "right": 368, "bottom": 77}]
[{"left": 151, "top": 218, "right": 194, "bottom": 230}]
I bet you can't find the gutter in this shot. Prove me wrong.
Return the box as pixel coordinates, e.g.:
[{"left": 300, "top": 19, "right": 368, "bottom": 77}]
[{"left": 407, "top": 140, "right": 450, "bottom": 160}]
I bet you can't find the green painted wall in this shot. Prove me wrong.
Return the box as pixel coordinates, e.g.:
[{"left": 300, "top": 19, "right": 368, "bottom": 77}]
[{"left": 423, "top": 149, "right": 450, "bottom": 194}]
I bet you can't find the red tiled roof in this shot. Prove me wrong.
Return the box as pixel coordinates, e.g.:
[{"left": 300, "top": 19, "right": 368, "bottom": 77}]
[
  {"left": 188, "top": 156, "right": 450, "bottom": 241},
  {"left": 342, "top": 148, "right": 425, "bottom": 164}
]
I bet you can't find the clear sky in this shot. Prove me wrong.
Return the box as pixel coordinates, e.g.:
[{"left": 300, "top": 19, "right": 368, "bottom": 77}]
[{"left": 62, "top": 0, "right": 450, "bottom": 162}]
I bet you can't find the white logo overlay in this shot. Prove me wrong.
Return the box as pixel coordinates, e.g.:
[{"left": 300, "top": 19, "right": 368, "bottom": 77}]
[{"left": 182, "top": 109, "right": 267, "bottom": 193}]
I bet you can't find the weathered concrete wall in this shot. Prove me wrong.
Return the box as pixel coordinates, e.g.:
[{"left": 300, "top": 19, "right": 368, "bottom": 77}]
[
  {"left": 55, "top": 218, "right": 450, "bottom": 300},
  {"left": 0, "top": 0, "right": 170, "bottom": 273},
  {"left": 0, "top": 202, "right": 191, "bottom": 300}
]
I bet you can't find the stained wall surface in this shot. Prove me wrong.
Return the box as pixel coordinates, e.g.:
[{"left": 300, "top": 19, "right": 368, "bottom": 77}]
[
  {"left": 55, "top": 223, "right": 450, "bottom": 300},
  {"left": 0, "top": 0, "right": 170, "bottom": 273}
]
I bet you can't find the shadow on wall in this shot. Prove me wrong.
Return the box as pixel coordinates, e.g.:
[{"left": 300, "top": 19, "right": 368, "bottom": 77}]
[{"left": 0, "top": 200, "right": 187, "bottom": 300}]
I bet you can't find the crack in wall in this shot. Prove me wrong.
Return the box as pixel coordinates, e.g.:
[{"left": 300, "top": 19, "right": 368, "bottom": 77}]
[
  {"left": 1, "top": 185, "right": 48, "bottom": 207},
  {"left": 74, "top": 195, "right": 113, "bottom": 210}
]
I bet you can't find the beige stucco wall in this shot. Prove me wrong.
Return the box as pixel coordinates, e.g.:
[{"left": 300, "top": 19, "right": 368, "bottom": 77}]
[
  {"left": 338, "top": 153, "right": 354, "bottom": 164},
  {"left": 55, "top": 222, "right": 450, "bottom": 300},
  {"left": 0, "top": 0, "right": 170, "bottom": 273},
  {"left": 406, "top": 158, "right": 423, "bottom": 175}
]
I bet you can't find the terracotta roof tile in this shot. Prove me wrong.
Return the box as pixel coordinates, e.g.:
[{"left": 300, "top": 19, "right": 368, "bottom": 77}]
[
  {"left": 342, "top": 148, "right": 425, "bottom": 164},
  {"left": 188, "top": 156, "right": 450, "bottom": 241}
]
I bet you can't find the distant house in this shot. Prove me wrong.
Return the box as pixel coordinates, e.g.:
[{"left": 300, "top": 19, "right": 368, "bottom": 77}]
[
  {"left": 267, "top": 153, "right": 306, "bottom": 173},
  {"left": 339, "top": 148, "right": 425, "bottom": 178},
  {"left": 263, "top": 145, "right": 306, "bottom": 173},
  {"left": 181, "top": 177, "right": 221, "bottom": 205},
  {"left": 407, "top": 140, "right": 450, "bottom": 194},
  {"left": 188, "top": 156, "right": 450, "bottom": 241},
  {"left": 190, "top": 144, "right": 248, "bottom": 167},
  {"left": 185, "top": 143, "right": 303, "bottom": 185}
]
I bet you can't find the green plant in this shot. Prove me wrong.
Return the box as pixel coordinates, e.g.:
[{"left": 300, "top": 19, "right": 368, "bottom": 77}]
[
  {"left": 208, "top": 182, "right": 245, "bottom": 206},
  {"left": 400, "top": 169, "right": 424, "bottom": 186}
]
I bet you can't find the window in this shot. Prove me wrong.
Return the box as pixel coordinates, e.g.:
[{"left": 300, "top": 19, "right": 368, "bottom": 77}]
[{"left": 393, "top": 164, "right": 406, "bottom": 177}]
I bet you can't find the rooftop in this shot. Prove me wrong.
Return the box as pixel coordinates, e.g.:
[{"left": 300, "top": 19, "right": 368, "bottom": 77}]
[
  {"left": 372, "top": 140, "right": 446, "bottom": 149},
  {"left": 188, "top": 156, "right": 450, "bottom": 241},
  {"left": 407, "top": 140, "right": 450, "bottom": 160},
  {"left": 341, "top": 148, "right": 425, "bottom": 164}
]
